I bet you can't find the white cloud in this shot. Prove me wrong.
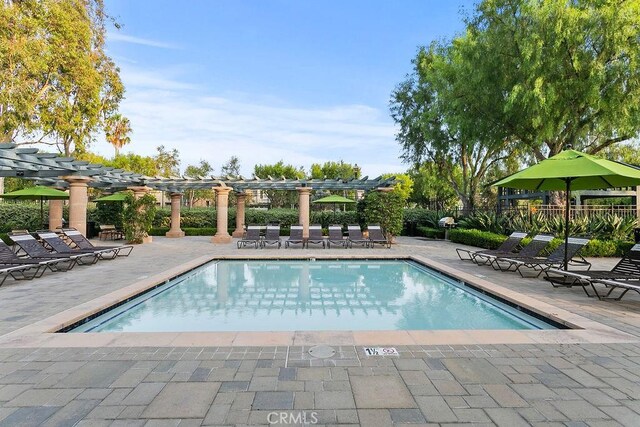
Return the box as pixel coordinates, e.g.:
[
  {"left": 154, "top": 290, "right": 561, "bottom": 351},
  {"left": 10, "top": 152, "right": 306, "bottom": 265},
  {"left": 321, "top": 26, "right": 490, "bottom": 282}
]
[
  {"left": 108, "top": 32, "right": 179, "bottom": 50},
  {"left": 93, "top": 66, "right": 405, "bottom": 177}
]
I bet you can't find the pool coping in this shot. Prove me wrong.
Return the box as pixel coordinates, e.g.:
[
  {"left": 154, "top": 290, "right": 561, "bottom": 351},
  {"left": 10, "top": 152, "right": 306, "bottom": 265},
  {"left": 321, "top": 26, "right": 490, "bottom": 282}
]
[{"left": 0, "top": 254, "right": 636, "bottom": 348}]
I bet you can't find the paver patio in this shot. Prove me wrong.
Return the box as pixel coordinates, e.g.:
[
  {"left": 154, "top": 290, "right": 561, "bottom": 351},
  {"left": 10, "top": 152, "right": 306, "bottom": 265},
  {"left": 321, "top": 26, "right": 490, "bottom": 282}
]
[{"left": 0, "top": 236, "right": 638, "bottom": 426}]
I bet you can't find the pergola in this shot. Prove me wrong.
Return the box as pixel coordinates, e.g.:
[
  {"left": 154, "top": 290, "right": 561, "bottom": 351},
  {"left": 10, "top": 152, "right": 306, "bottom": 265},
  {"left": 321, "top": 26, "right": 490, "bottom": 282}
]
[{"left": 0, "top": 144, "right": 395, "bottom": 241}]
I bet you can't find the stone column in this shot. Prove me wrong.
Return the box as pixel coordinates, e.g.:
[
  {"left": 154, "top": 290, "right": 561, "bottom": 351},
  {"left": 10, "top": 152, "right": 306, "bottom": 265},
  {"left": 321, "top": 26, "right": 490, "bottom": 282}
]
[
  {"left": 128, "top": 186, "right": 153, "bottom": 243},
  {"left": 166, "top": 193, "right": 185, "bottom": 238},
  {"left": 232, "top": 192, "right": 247, "bottom": 238},
  {"left": 212, "top": 186, "right": 232, "bottom": 243},
  {"left": 63, "top": 176, "right": 91, "bottom": 236},
  {"left": 297, "top": 187, "right": 312, "bottom": 238},
  {"left": 48, "top": 199, "right": 64, "bottom": 230}
]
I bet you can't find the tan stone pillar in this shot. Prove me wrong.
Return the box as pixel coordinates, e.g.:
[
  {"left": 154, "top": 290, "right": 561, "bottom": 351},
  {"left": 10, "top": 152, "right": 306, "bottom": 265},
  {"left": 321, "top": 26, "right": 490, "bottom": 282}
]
[
  {"left": 231, "top": 192, "right": 247, "bottom": 238},
  {"left": 297, "top": 187, "right": 312, "bottom": 238},
  {"left": 166, "top": 193, "right": 185, "bottom": 238},
  {"left": 128, "top": 186, "right": 153, "bottom": 243},
  {"left": 63, "top": 176, "right": 91, "bottom": 236},
  {"left": 48, "top": 199, "right": 64, "bottom": 230},
  {"left": 212, "top": 186, "right": 232, "bottom": 243}
]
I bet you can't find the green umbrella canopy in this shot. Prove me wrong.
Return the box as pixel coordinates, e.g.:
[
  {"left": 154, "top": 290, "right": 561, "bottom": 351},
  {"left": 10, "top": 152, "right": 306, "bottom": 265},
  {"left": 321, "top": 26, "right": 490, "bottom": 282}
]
[
  {"left": 0, "top": 186, "right": 69, "bottom": 229},
  {"left": 94, "top": 192, "right": 129, "bottom": 202},
  {"left": 0, "top": 186, "right": 69, "bottom": 200},
  {"left": 492, "top": 149, "right": 640, "bottom": 270},
  {"left": 312, "top": 195, "right": 356, "bottom": 204},
  {"left": 492, "top": 150, "right": 640, "bottom": 190}
]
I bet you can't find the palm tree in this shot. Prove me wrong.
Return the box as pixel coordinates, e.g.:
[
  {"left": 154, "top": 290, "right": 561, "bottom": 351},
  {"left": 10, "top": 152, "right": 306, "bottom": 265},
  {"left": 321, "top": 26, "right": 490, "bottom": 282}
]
[{"left": 105, "top": 114, "right": 132, "bottom": 156}]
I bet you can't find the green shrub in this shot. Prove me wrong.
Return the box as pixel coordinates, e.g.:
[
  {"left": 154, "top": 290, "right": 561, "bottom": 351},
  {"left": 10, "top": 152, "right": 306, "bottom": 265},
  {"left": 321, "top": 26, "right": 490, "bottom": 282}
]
[
  {"left": 94, "top": 202, "right": 124, "bottom": 229},
  {"left": 363, "top": 191, "right": 404, "bottom": 238},
  {"left": 123, "top": 194, "right": 157, "bottom": 243},
  {"left": 310, "top": 210, "right": 359, "bottom": 229},
  {"left": 416, "top": 226, "right": 446, "bottom": 239},
  {"left": 448, "top": 229, "right": 508, "bottom": 250},
  {"left": 0, "top": 203, "right": 46, "bottom": 232}
]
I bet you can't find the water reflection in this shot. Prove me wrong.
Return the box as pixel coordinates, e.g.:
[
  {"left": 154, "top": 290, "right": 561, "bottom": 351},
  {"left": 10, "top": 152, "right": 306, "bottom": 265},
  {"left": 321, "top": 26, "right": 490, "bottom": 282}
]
[{"left": 81, "top": 260, "right": 548, "bottom": 332}]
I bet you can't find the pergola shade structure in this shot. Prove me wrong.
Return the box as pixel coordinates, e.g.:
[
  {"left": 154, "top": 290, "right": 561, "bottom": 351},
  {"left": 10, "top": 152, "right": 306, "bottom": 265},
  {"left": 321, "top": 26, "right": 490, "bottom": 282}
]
[{"left": 0, "top": 144, "right": 395, "bottom": 240}]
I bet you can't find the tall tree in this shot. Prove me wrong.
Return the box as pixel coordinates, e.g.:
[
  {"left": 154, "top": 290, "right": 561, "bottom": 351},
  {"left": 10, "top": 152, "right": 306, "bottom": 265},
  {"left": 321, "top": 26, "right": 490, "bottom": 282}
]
[
  {"left": 0, "top": 0, "right": 125, "bottom": 155},
  {"left": 184, "top": 160, "right": 214, "bottom": 208},
  {"left": 254, "top": 161, "right": 305, "bottom": 208},
  {"left": 154, "top": 145, "right": 180, "bottom": 177},
  {"left": 407, "top": 163, "right": 459, "bottom": 210},
  {"left": 309, "top": 161, "right": 361, "bottom": 180},
  {"left": 466, "top": 0, "right": 640, "bottom": 159},
  {"left": 391, "top": 40, "right": 511, "bottom": 212},
  {"left": 105, "top": 113, "right": 131, "bottom": 156},
  {"left": 220, "top": 156, "right": 241, "bottom": 177}
]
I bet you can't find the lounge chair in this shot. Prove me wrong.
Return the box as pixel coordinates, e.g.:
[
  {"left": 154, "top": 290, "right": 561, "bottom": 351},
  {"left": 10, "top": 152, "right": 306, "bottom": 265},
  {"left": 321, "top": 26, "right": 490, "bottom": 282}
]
[
  {"left": 486, "top": 234, "right": 555, "bottom": 271},
  {"left": 544, "top": 244, "right": 640, "bottom": 296},
  {"left": 307, "top": 225, "right": 326, "bottom": 249},
  {"left": 497, "top": 237, "right": 591, "bottom": 277},
  {"left": 0, "top": 241, "right": 55, "bottom": 282},
  {"left": 591, "top": 278, "right": 640, "bottom": 301},
  {"left": 7, "top": 233, "right": 82, "bottom": 271},
  {"left": 456, "top": 232, "right": 528, "bottom": 263},
  {"left": 262, "top": 225, "right": 281, "bottom": 249},
  {"left": 61, "top": 228, "right": 133, "bottom": 258},
  {"left": 36, "top": 230, "right": 115, "bottom": 262},
  {"left": 327, "top": 225, "right": 347, "bottom": 248},
  {"left": 347, "top": 225, "right": 369, "bottom": 248},
  {"left": 367, "top": 225, "right": 390, "bottom": 248},
  {"left": 237, "top": 225, "right": 262, "bottom": 249},
  {"left": 285, "top": 225, "right": 305, "bottom": 248},
  {"left": 0, "top": 263, "right": 44, "bottom": 287}
]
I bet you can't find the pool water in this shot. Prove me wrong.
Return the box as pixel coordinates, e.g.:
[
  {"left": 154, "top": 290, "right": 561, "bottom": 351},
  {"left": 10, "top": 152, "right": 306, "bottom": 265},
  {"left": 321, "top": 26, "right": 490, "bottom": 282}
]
[{"left": 71, "top": 260, "right": 556, "bottom": 332}]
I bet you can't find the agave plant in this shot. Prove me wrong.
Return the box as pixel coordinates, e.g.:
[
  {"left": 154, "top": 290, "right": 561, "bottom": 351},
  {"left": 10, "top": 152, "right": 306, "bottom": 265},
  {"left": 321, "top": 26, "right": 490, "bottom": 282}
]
[{"left": 457, "top": 212, "right": 509, "bottom": 234}]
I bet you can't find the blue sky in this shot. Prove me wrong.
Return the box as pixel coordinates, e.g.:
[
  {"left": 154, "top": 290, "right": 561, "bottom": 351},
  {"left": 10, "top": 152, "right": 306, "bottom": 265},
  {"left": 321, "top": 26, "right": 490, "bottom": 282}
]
[{"left": 98, "top": 0, "right": 475, "bottom": 176}]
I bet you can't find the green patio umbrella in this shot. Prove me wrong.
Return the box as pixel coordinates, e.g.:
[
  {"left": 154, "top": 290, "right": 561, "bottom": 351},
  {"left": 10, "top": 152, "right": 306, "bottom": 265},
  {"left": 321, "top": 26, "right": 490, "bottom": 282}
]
[
  {"left": 493, "top": 149, "right": 640, "bottom": 269},
  {"left": 312, "top": 194, "right": 356, "bottom": 215},
  {"left": 94, "top": 192, "right": 129, "bottom": 202},
  {"left": 0, "top": 186, "right": 69, "bottom": 229}
]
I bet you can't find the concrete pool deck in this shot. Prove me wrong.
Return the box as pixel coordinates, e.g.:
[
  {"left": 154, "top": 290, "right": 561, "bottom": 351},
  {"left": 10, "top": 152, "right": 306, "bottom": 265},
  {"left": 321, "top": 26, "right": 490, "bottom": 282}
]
[{"left": 0, "top": 236, "right": 639, "bottom": 425}]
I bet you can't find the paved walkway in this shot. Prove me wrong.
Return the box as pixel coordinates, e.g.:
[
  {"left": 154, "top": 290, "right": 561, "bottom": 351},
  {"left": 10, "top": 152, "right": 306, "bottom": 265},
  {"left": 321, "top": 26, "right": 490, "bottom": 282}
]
[{"left": 0, "top": 236, "right": 638, "bottom": 426}]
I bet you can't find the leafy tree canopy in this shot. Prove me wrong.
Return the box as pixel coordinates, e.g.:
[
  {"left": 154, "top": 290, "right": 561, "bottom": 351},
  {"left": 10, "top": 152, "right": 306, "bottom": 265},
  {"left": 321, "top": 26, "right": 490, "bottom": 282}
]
[
  {"left": 381, "top": 173, "right": 413, "bottom": 203},
  {"left": 467, "top": 0, "right": 640, "bottom": 158},
  {"left": 220, "top": 156, "right": 241, "bottom": 177},
  {"left": 254, "top": 161, "right": 305, "bottom": 208},
  {"left": 0, "top": 0, "right": 125, "bottom": 155},
  {"left": 310, "top": 161, "right": 361, "bottom": 180},
  {"left": 391, "top": 0, "right": 640, "bottom": 210},
  {"left": 407, "top": 163, "right": 459, "bottom": 210},
  {"left": 184, "top": 160, "right": 214, "bottom": 207}
]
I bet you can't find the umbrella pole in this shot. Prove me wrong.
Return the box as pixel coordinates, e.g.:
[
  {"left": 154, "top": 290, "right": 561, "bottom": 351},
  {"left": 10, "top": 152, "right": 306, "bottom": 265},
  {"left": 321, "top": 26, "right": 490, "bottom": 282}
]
[
  {"left": 40, "top": 196, "right": 44, "bottom": 230},
  {"left": 564, "top": 179, "right": 571, "bottom": 271}
]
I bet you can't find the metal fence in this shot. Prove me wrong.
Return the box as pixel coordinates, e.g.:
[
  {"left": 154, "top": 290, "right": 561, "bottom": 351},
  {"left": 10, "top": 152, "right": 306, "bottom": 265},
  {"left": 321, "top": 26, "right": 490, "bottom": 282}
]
[{"left": 500, "top": 204, "right": 638, "bottom": 218}]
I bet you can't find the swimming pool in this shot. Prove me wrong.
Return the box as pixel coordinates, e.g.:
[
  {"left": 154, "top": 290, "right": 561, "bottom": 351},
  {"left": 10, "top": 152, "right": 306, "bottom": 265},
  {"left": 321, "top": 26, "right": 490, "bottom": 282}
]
[{"left": 69, "top": 259, "right": 557, "bottom": 332}]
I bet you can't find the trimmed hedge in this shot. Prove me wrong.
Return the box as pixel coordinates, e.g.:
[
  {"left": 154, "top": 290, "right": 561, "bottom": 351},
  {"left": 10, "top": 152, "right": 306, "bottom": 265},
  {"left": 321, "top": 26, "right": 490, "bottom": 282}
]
[
  {"left": 416, "top": 226, "right": 446, "bottom": 239},
  {"left": 448, "top": 229, "right": 507, "bottom": 250},
  {"left": 149, "top": 227, "right": 219, "bottom": 236},
  {"left": 449, "top": 228, "right": 635, "bottom": 257},
  {"left": 152, "top": 207, "right": 360, "bottom": 229}
]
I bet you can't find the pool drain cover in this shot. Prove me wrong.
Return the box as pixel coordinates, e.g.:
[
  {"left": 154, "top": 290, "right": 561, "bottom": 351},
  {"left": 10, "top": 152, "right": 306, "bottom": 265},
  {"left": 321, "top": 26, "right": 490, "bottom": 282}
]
[{"left": 308, "top": 345, "right": 335, "bottom": 359}]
